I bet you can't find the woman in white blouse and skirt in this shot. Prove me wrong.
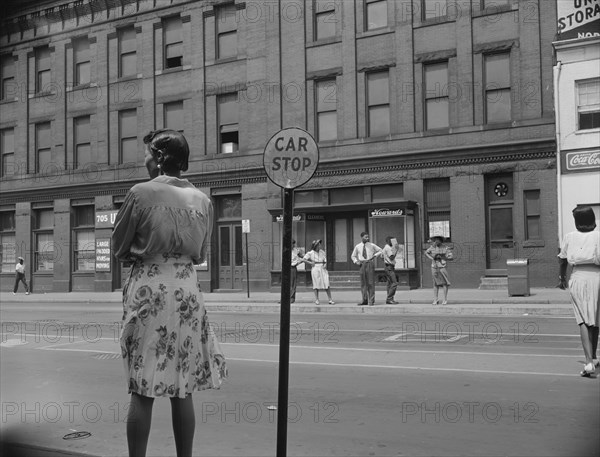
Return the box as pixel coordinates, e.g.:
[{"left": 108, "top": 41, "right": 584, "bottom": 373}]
[
  {"left": 303, "top": 239, "right": 334, "bottom": 305},
  {"left": 558, "top": 206, "right": 600, "bottom": 377}
]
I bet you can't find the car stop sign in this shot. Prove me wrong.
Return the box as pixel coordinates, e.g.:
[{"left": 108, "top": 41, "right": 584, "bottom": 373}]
[{"left": 263, "top": 127, "right": 319, "bottom": 189}]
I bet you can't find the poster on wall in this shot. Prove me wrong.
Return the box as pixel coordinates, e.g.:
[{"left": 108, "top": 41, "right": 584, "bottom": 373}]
[
  {"left": 95, "top": 238, "right": 111, "bottom": 272},
  {"left": 556, "top": 0, "right": 600, "bottom": 41},
  {"left": 429, "top": 221, "right": 450, "bottom": 239}
]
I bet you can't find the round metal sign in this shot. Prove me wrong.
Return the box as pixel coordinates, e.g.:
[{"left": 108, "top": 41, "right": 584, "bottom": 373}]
[{"left": 263, "top": 127, "right": 319, "bottom": 189}]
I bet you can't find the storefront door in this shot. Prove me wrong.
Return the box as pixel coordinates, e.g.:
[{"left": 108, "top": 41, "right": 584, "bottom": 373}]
[
  {"left": 486, "top": 174, "right": 516, "bottom": 270},
  {"left": 332, "top": 216, "right": 366, "bottom": 270},
  {"left": 217, "top": 223, "right": 244, "bottom": 289}
]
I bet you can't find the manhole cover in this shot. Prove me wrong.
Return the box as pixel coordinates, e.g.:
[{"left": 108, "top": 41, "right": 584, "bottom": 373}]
[{"left": 63, "top": 431, "right": 91, "bottom": 440}]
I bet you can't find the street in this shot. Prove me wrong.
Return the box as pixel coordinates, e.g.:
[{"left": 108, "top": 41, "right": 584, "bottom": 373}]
[{"left": 1, "top": 302, "right": 599, "bottom": 457}]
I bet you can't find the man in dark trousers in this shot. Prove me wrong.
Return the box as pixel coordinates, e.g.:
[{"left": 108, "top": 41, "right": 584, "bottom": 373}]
[
  {"left": 351, "top": 232, "right": 382, "bottom": 306},
  {"left": 13, "top": 256, "right": 30, "bottom": 295},
  {"left": 290, "top": 239, "right": 303, "bottom": 303},
  {"left": 382, "top": 236, "right": 399, "bottom": 304}
]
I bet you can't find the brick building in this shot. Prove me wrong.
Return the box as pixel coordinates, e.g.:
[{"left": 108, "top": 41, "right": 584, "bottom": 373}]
[{"left": 0, "top": 0, "right": 559, "bottom": 293}]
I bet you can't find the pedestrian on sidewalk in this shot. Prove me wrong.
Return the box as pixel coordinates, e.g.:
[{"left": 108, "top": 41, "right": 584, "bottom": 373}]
[
  {"left": 351, "top": 232, "right": 383, "bottom": 306},
  {"left": 558, "top": 206, "right": 600, "bottom": 377},
  {"left": 303, "top": 239, "right": 334, "bottom": 305},
  {"left": 290, "top": 239, "right": 304, "bottom": 303},
  {"left": 113, "top": 129, "right": 227, "bottom": 457},
  {"left": 383, "top": 236, "right": 399, "bottom": 304},
  {"left": 13, "top": 257, "right": 29, "bottom": 295},
  {"left": 425, "top": 236, "right": 453, "bottom": 305}
]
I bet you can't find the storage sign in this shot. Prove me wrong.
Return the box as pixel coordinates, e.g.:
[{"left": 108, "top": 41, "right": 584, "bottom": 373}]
[
  {"left": 263, "top": 128, "right": 319, "bottom": 189},
  {"left": 557, "top": 0, "right": 600, "bottom": 40}
]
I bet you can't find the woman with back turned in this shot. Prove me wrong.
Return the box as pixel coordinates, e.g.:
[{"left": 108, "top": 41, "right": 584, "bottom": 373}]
[
  {"left": 558, "top": 206, "right": 600, "bottom": 377},
  {"left": 113, "top": 129, "right": 227, "bottom": 456}
]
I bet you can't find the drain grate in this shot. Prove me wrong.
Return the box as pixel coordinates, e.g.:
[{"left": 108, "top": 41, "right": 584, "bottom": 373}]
[{"left": 92, "top": 353, "right": 121, "bottom": 360}]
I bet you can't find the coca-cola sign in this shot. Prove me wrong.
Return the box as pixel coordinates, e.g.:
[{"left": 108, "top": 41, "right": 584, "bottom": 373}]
[{"left": 566, "top": 151, "right": 600, "bottom": 171}]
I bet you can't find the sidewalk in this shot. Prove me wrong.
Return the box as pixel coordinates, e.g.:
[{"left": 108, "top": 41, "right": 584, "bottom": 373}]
[{"left": 1, "top": 287, "right": 574, "bottom": 316}]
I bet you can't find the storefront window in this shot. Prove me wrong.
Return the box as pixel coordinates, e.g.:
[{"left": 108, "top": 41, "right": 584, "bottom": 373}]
[
  {"left": 0, "top": 211, "right": 15, "bottom": 273},
  {"left": 369, "top": 207, "right": 416, "bottom": 268},
  {"left": 74, "top": 205, "right": 95, "bottom": 271},
  {"left": 34, "top": 209, "right": 54, "bottom": 271},
  {"left": 271, "top": 214, "right": 327, "bottom": 271}
]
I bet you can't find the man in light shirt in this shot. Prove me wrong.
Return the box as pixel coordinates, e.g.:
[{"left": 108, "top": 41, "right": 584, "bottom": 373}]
[
  {"left": 13, "top": 256, "right": 30, "bottom": 295},
  {"left": 382, "top": 236, "right": 399, "bottom": 304},
  {"left": 351, "top": 232, "right": 382, "bottom": 306}
]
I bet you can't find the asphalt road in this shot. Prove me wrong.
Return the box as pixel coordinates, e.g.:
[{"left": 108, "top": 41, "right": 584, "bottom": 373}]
[{"left": 1, "top": 303, "right": 599, "bottom": 457}]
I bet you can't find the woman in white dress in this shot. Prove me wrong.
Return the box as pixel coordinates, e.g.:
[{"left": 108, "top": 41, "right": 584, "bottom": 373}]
[
  {"left": 303, "top": 240, "right": 334, "bottom": 305},
  {"left": 558, "top": 206, "right": 600, "bottom": 377}
]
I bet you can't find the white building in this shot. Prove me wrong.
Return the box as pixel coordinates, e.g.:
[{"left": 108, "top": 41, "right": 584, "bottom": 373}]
[{"left": 553, "top": 36, "right": 600, "bottom": 237}]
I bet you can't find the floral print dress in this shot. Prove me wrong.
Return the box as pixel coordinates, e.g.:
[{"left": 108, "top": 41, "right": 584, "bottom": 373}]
[{"left": 113, "top": 176, "right": 227, "bottom": 398}]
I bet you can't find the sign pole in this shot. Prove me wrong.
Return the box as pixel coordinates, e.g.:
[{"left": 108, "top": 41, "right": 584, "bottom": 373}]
[
  {"left": 245, "top": 232, "right": 250, "bottom": 298},
  {"left": 262, "top": 127, "right": 319, "bottom": 457},
  {"left": 276, "top": 187, "right": 293, "bottom": 457}
]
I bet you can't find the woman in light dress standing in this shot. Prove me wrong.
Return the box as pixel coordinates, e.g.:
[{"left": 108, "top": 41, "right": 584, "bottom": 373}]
[
  {"left": 303, "top": 239, "right": 334, "bottom": 305},
  {"left": 558, "top": 206, "right": 600, "bottom": 377}
]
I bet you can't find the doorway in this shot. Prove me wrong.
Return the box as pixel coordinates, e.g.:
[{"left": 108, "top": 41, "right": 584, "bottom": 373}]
[
  {"left": 486, "top": 173, "right": 515, "bottom": 270},
  {"left": 217, "top": 223, "right": 244, "bottom": 290},
  {"left": 332, "top": 216, "right": 367, "bottom": 270}
]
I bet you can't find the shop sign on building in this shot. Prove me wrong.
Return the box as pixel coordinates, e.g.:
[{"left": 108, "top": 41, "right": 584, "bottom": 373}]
[
  {"left": 562, "top": 150, "right": 600, "bottom": 173},
  {"left": 95, "top": 210, "right": 119, "bottom": 228},
  {"left": 95, "top": 238, "right": 111, "bottom": 272},
  {"left": 557, "top": 0, "right": 600, "bottom": 40}
]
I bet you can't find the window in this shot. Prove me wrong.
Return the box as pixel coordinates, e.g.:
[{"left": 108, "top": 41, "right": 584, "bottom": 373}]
[
  {"left": 1, "top": 54, "right": 15, "bottom": 100},
  {"left": 422, "top": 0, "right": 448, "bottom": 20},
  {"left": 119, "top": 109, "right": 137, "bottom": 164},
  {"left": 1, "top": 128, "right": 15, "bottom": 177},
  {"left": 314, "top": 0, "right": 336, "bottom": 40},
  {"left": 424, "top": 62, "right": 449, "bottom": 129},
  {"left": 73, "top": 205, "right": 95, "bottom": 271},
  {"left": 119, "top": 27, "right": 137, "bottom": 78},
  {"left": 367, "top": 71, "right": 390, "bottom": 137},
  {"left": 163, "top": 16, "right": 183, "bottom": 69},
  {"left": 365, "top": 0, "right": 387, "bottom": 30},
  {"left": 424, "top": 178, "right": 451, "bottom": 239},
  {"left": 218, "top": 94, "right": 239, "bottom": 154},
  {"left": 484, "top": 52, "right": 511, "bottom": 123},
  {"left": 316, "top": 79, "right": 337, "bottom": 141},
  {"left": 36, "top": 46, "right": 52, "bottom": 93},
  {"left": 164, "top": 101, "right": 184, "bottom": 133},
  {"left": 0, "top": 211, "right": 16, "bottom": 273},
  {"left": 35, "top": 122, "right": 52, "bottom": 173},
  {"left": 524, "top": 190, "right": 541, "bottom": 240},
  {"left": 73, "top": 38, "right": 90, "bottom": 86},
  {"left": 74, "top": 116, "right": 91, "bottom": 169},
  {"left": 577, "top": 79, "right": 600, "bottom": 130},
  {"left": 216, "top": 4, "right": 237, "bottom": 59},
  {"left": 34, "top": 209, "right": 54, "bottom": 272}
]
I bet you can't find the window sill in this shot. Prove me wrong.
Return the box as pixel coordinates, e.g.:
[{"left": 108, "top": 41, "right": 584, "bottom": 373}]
[
  {"left": 215, "top": 56, "right": 238, "bottom": 64},
  {"left": 33, "top": 271, "right": 53, "bottom": 275},
  {"left": 115, "top": 74, "right": 142, "bottom": 83},
  {"left": 68, "top": 82, "right": 96, "bottom": 92},
  {"left": 0, "top": 97, "right": 18, "bottom": 104},
  {"left": 28, "top": 91, "right": 57, "bottom": 99},
  {"left": 155, "top": 66, "right": 184, "bottom": 76},
  {"left": 415, "top": 16, "right": 456, "bottom": 28},
  {"left": 306, "top": 37, "right": 342, "bottom": 48},
  {"left": 357, "top": 26, "right": 395, "bottom": 39},
  {"left": 575, "top": 127, "right": 600, "bottom": 134}
]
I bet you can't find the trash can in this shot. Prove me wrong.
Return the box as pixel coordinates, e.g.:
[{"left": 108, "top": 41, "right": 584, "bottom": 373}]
[{"left": 506, "top": 259, "right": 530, "bottom": 296}]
